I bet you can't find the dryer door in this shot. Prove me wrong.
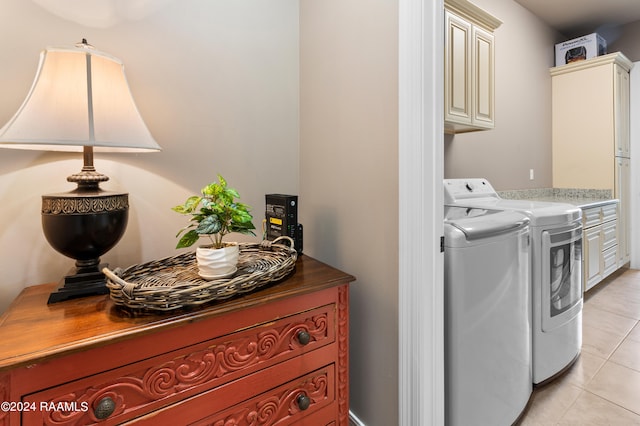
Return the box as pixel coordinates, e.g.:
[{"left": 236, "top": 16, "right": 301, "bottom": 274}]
[{"left": 541, "top": 225, "right": 583, "bottom": 332}]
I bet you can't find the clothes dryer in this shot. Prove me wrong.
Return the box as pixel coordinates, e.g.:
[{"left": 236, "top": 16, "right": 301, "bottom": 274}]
[
  {"left": 444, "top": 178, "right": 583, "bottom": 384},
  {"left": 444, "top": 206, "right": 532, "bottom": 425}
]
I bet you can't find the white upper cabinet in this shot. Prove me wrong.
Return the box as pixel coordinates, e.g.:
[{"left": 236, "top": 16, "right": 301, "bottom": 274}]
[{"left": 444, "top": 0, "right": 501, "bottom": 134}]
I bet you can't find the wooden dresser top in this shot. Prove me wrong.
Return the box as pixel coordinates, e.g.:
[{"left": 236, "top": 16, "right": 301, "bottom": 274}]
[{"left": 0, "top": 255, "right": 354, "bottom": 371}]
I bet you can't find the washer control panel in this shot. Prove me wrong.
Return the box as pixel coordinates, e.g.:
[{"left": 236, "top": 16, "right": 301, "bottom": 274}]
[{"left": 443, "top": 178, "right": 499, "bottom": 203}]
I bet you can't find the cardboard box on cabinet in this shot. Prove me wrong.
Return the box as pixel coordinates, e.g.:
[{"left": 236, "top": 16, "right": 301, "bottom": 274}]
[{"left": 555, "top": 33, "right": 607, "bottom": 66}]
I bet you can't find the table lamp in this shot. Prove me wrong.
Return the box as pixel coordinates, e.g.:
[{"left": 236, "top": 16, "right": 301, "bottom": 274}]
[{"left": 0, "top": 40, "right": 161, "bottom": 303}]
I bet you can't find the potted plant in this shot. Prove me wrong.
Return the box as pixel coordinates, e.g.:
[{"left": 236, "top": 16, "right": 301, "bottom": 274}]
[{"left": 172, "top": 174, "right": 256, "bottom": 279}]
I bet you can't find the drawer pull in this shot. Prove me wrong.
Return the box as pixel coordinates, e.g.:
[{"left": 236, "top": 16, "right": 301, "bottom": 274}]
[
  {"left": 297, "top": 330, "right": 311, "bottom": 345},
  {"left": 297, "top": 393, "right": 311, "bottom": 411},
  {"left": 94, "top": 397, "right": 116, "bottom": 420}
]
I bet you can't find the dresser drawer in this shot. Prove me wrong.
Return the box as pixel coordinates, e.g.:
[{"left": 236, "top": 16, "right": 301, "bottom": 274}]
[
  {"left": 124, "top": 346, "right": 338, "bottom": 425},
  {"left": 191, "top": 366, "right": 336, "bottom": 426},
  {"left": 22, "top": 304, "right": 335, "bottom": 425}
]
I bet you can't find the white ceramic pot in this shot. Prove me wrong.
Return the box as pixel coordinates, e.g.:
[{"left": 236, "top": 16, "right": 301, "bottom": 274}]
[{"left": 196, "top": 244, "right": 239, "bottom": 280}]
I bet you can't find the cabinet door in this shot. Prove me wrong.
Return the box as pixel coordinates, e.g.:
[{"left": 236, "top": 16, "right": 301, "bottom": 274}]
[
  {"left": 602, "top": 219, "right": 617, "bottom": 251},
  {"left": 614, "top": 64, "right": 630, "bottom": 158},
  {"left": 444, "top": 10, "right": 472, "bottom": 126},
  {"left": 472, "top": 26, "right": 495, "bottom": 128},
  {"left": 615, "top": 157, "right": 630, "bottom": 265},
  {"left": 552, "top": 64, "right": 615, "bottom": 189},
  {"left": 584, "top": 226, "right": 603, "bottom": 292},
  {"left": 603, "top": 246, "right": 619, "bottom": 278}
]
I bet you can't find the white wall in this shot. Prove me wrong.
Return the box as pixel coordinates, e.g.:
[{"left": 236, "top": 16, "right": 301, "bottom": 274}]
[
  {"left": 0, "top": 0, "right": 300, "bottom": 312},
  {"left": 444, "top": 0, "right": 562, "bottom": 190},
  {"left": 300, "top": 0, "right": 399, "bottom": 424}
]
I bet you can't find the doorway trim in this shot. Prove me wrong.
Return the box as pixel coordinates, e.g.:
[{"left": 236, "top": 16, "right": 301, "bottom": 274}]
[{"left": 398, "top": 0, "right": 444, "bottom": 424}]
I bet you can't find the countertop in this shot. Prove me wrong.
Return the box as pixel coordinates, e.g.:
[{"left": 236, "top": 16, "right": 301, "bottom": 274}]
[{"left": 497, "top": 188, "right": 618, "bottom": 209}]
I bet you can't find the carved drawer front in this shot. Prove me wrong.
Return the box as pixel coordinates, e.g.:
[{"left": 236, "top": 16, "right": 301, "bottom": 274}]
[
  {"left": 22, "top": 304, "right": 335, "bottom": 425},
  {"left": 191, "top": 366, "right": 335, "bottom": 426}
]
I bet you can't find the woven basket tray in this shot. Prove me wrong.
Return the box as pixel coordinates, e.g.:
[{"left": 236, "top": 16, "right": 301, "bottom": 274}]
[{"left": 103, "top": 237, "right": 297, "bottom": 311}]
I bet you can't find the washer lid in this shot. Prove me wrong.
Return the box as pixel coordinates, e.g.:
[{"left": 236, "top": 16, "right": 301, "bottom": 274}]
[{"left": 445, "top": 206, "right": 530, "bottom": 241}]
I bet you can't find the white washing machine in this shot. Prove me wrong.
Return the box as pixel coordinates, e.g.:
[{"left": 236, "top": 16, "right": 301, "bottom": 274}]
[
  {"left": 444, "top": 178, "right": 583, "bottom": 384},
  {"left": 444, "top": 206, "right": 532, "bottom": 426}
]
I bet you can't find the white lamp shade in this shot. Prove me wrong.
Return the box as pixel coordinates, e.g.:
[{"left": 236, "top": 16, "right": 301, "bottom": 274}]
[{"left": 0, "top": 44, "right": 161, "bottom": 152}]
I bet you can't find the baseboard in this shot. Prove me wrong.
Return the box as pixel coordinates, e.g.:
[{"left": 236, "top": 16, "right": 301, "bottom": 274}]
[{"left": 349, "top": 410, "right": 366, "bottom": 426}]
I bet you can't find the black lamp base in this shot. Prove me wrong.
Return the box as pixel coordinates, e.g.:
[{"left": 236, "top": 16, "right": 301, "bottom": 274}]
[
  {"left": 41, "top": 185, "right": 128, "bottom": 304},
  {"left": 41, "top": 150, "right": 131, "bottom": 304},
  {"left": 47, "top": 264, "right": 111, "bottom": 304}
]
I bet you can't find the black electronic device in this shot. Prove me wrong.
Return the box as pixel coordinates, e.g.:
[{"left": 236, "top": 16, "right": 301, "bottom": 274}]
[{"left": 265, "top": 194, "right": 303, "bottom": 253}]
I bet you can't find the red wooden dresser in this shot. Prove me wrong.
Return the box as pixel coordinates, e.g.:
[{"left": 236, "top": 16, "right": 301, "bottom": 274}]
[{"left": 0, "top": 255, "right": 353, "bottom": 425}]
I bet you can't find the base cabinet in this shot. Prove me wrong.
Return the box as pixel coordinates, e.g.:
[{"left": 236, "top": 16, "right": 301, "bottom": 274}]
[
  {"left": 584, "top": 226, "right": 604, "bottom": 289},
  {"left": 0, "top": 255, "right": 353, "bottom": 426},
  {"left": 582, "top": 202, "right": 619, "bottom": 292}
]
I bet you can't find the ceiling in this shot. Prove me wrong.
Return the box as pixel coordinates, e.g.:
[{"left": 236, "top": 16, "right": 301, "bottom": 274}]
[{"left": 514, "top": 0, "right": 640, "bottom": 38}]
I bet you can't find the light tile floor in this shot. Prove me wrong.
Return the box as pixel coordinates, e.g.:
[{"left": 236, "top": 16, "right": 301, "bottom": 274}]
[{"left": 519, "top": 268, "right": 640, "bottom": 425}]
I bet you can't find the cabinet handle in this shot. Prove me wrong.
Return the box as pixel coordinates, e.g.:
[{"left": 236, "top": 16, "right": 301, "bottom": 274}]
[
  {"left": 297, "top": 330, "right": 311, "bottom": 345},
  {"left": 297, "top": 393, "right": 311, "bottom": 411},
  {"left": 94, "top": 396, "right": 116, "bottom": 420}
]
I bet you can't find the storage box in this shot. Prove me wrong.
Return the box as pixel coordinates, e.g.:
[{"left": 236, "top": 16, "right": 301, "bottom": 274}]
[{"left": 555, "top": 33, "right": 607, "bottom": 66}]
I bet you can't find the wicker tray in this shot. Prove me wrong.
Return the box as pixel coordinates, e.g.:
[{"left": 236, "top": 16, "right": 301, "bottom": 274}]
[{"left": 103, "top": 237, "right": 297, "bottom": 311}]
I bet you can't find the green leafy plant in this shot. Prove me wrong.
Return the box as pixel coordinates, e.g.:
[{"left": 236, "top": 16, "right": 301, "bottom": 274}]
[{"left": 172, "top": 174, "right": 255, "bottom": 249}]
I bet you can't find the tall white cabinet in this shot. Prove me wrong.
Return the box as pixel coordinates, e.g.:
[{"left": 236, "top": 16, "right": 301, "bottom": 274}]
[
  {"left": 551, "top": 52, "right": 633, "bottom": 267},
  {"left": 444, "top": 0, "right": 501, "bottom": 134}
]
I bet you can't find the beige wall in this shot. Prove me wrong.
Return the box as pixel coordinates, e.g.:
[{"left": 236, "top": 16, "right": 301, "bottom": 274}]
[
  {"left": 0, "top": 0, "right": 300, "bottom": 312},
  {"left": 609, "top": 21, "right": 640, "bottom": 62},
  {"left": 444, "top": 0, "right": 561, "bottom": 190},
  {"left": 1, "top": 1, "right": 401, "bottom": 424},
  {"left": 300, "top": 0, "right": 399, "bottom": 424}
]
